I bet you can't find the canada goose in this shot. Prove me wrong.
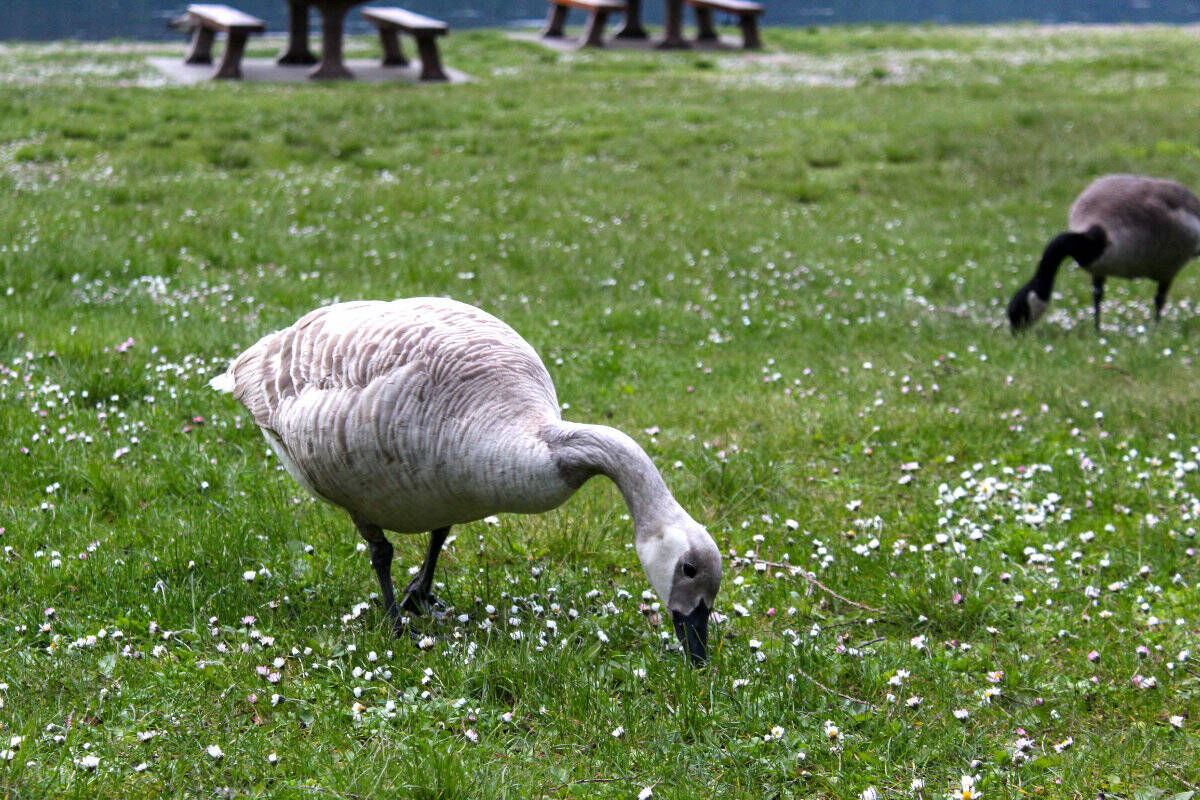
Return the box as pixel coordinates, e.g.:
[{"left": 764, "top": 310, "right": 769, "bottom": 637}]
[
  {"left": 1007, "top": 174, "right": 1200, "bottom": 332},
  {"left": 211, "top": 297, "right": 721, "bottom": 664}
]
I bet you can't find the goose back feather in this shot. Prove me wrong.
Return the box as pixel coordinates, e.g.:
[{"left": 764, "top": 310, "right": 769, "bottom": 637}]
[
  {"left": 1069, "top": 174, "right": 1200, "bottom": 281},
  {"left": 221, "top": 298, "right": 576, "bottom": 532}
]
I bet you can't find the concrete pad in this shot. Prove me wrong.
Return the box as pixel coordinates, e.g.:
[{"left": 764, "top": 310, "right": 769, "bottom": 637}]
[
  {"left": 148, "top": 57, "right": 472, "bottom": 84},
  {"left": 507, "top": 30, "right": 749, "bottom": 53}
]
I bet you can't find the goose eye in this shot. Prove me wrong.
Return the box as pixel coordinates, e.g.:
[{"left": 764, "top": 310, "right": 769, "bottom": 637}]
[{"left": 682, "top": 562, "right": 698, "bottom": 578}]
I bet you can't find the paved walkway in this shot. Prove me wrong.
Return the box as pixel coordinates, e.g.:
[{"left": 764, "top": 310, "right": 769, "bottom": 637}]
[
  {"left": 148, "top": 57, "right": 471, "bottom": 84},
  {"left": 507, "top": 30, "right": 743, "bottom": 52}
]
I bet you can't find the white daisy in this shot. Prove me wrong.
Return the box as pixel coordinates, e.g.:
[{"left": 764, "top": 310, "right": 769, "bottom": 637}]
[{"left": 953, "top": 774, "right": 980, "bottom": 800}]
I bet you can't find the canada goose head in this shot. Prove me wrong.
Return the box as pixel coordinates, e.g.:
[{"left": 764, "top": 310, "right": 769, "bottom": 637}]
[
  {"left": 549, "top": 422, "right": 723, "bottom": 665},
  {"left": 1008, "top": 226, "right": 1107, "bottom": 333},
  {"left": 636, "top": 520, "right": 722, "bottom": 665},
  {"left": 1006, "top": 284, "right": 1049, "bottom": 332}
]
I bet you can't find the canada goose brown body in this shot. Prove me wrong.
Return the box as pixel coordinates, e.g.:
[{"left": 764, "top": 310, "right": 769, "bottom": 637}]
[
  {"left": 1069, "top": 175, "right": 1200, "bottom": 281},
  {"left": 1007, "top": 174, "right": 1200, "bottom": 331}
]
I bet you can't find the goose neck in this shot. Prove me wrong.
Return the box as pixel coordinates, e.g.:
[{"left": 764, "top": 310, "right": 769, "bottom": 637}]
[
  {"left": 549, "top": 423, "right": 682, "bottom": 534},
  {"left": 1033, "top": 227, "right": 1106, "bottom": 298}
]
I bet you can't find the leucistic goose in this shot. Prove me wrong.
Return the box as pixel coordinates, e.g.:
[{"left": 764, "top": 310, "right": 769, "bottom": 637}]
[
  {"left": 1007, "top": 174, "right": 1200, "bottom": 331},
  {"left": 211, "top": 297, "right": 721, "bottom": 664}
]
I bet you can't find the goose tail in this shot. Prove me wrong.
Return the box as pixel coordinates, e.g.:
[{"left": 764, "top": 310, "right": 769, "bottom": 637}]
[{"left": 209, "top": 368, "right": 236, "bottom": 393}]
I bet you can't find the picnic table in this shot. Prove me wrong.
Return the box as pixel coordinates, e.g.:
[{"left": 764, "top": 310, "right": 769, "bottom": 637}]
[
  {"left": 552, "top": 0, "right": 758, "bottom": 49},
  {"left": 174, "top": 0, "right": 450, "bottom": 80},
  {"left": 276, "top": 0, "right": 365, "bottom": 79},
  {"left": 614, "top": 0, "right": 688, "bottom": 48}
]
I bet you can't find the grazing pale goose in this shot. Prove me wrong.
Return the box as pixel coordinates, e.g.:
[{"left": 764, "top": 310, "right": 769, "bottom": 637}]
[
  {"left": 211, "top": 297, "right": 721, "bottom": 664},
  {"left": 1007, "top": 174, "right": 1200, "bottom": 331}
]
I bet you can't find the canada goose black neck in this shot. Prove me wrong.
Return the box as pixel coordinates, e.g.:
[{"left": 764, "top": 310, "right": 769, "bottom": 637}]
[
  {"left": 1008, "top": 225, "right": 1108, "bottom": 332},
  {"left": 1031, "top": 226, "right": 1108, "bottom": 299}
]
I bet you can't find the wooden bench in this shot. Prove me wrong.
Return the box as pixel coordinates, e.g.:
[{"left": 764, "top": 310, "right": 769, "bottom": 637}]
[
  {"left": 542, "top": 0, "right": 627, "bottom": 48},
  {"left": 361, "top": 7, "right": 450, "bottom": 82},
  {"left": 686, "top": 0, "right": 763, "bottom": 49},
  {"left": 181, "top": 4, "right": 266, "bottom": 79}
]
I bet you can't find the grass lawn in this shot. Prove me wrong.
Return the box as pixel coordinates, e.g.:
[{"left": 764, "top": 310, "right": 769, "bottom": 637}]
[{"left": 1, "top": 22, "right": 1199, "bottom": 800}]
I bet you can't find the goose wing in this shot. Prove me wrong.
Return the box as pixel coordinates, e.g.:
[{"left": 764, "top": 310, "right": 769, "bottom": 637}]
[
  {"left": 217, "top": 298, "right": 567, "bottom": 530},
  {"left": 224, "top": 298, "right": 557, "bottom": 430},
  {"left": 1145, "top": 179, "right": 1200, "bottom": 253},
  {"left": 1070, "top": 175, "right": 1200, "bottom": 275}
]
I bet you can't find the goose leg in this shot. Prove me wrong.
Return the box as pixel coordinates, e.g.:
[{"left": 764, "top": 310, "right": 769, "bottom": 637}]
[
  {"left": 354, "top": 518, "right": 401, "bottom": 625},
  {"left": 400, "top": 527, "right": 450, "bottom": 613},
  {"left": 1154, "top": 280, "right": 1171, "bottom": 323},
  {"left": 1091, "top": 275, "right": 1105, "bottom": 331}
]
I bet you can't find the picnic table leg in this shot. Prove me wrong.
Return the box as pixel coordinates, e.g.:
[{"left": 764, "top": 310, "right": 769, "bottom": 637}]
[
  {"left": 582, "top": 9, "right": 611, "bottom": 47},
  {"left": 278, "top": 0, "right": 319, "bottom": 65},
  {"left": 310, "top": 3, "right": 354, "bottom": 79},
  {"left": 614, "top": 0, "right": 648, "bottom": 39},
  {"left": 214, "top": 30, "right": 250, "bottom": 79},
  {"left": 738, "top": 14, "right": 762, "bottom": 49},
  {"left": 185, "top": 25, "right": 216, "bottom": 65},
  {"left": 656, "top": 0, "right": 690, "bottom": 48},
  {"left": 378, "top": 25, "right": 408, "bottom": 66},
  {"left": 694, "top": 6, "right": 719, "bottom": 42},
  {"left": 542, "top": 4, "right": 569, "bottom": 38},
  {"left": 415, "top": 35, "right": 449, "bottom": 81}
]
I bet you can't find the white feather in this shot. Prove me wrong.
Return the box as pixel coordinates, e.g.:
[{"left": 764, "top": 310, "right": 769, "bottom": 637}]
[
  {"left": 1027, "top": 291, "right": 1048, "bottom": 323},
  {"left": 209, "top": 371, "right": 235, "bottom": 393},
  {"left": 636, "top": 526, "right": 690, "bottom": 609}
]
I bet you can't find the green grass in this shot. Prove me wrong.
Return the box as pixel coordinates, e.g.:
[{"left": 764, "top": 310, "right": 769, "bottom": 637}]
[{"left": 2, "top": 23, "right": 1200, "bottom": 800}]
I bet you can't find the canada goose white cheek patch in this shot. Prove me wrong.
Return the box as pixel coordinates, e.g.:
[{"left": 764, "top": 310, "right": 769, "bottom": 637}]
[
  {"left": 1027, "top": 291, "right": 1048, "bottom": 322},
  {"left": 636, "top": 527, "right": 689, "bottom": 608}
]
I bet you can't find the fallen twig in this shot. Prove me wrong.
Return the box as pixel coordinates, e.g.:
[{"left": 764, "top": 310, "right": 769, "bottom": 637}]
[
  {"left": 1172, "top": 771, "right": 1199, "bottom": 792},
  {"left": 296, "top": 786, "right": 362, "bottom": 799},
  {"left": 1156, "top": 764, "right": 1200, "bottom": 792},
  {"left": 753, "top": 560, "right": 884, "bottom": 614},
  {"left": 812, "top": 619, "right": 877, "bottom": 630},
  {"left": 794, "top": 665, "right": 872, "bottom": 709},
  {"left": 548, "top": 776, "right": 641, "bottom": 793}
]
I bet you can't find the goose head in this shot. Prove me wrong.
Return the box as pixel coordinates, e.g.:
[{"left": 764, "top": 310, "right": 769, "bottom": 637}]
[
  {"left": 1006, "top": 284, "right": 1048, "bottom": 332},
  {"left": 636, "top": 519, "right": 722, "bottom": 665}
]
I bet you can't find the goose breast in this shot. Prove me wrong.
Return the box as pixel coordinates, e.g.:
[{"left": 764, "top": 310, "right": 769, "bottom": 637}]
[{"left": 223, "top": 298, "right": 579, "bottom": 533}]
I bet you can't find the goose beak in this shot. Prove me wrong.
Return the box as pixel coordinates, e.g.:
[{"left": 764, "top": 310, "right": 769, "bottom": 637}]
[{"left": 671, "top": 601, "right": 710, "bottom": 666}]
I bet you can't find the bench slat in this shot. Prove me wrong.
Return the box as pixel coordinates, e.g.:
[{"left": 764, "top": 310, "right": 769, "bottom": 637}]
[
  {"left": 686, "top": 0, "right": 763, "bottom": 13},
  {"left": 187, "top": 4, "right": 266, "bottom": 31},
  {"left": 550, "top": 0, "right": 626, "bottom": 11},
  {"left": 362, "top": 7, "right": 448, "bottom": 32}
]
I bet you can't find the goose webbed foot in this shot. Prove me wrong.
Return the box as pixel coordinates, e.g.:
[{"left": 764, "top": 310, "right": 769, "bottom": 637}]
[
  {"left": 357, "top": 522, "right": 451, "bottom": 626},
  {"left": 399, "top": 583, "right": 446, "bottom": 615},
  {"left": 387, "top": 612, "right": 421, "bottom": 639},
  {"left": 396, "top": 526, "right": 451, "bottom": 616}
]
